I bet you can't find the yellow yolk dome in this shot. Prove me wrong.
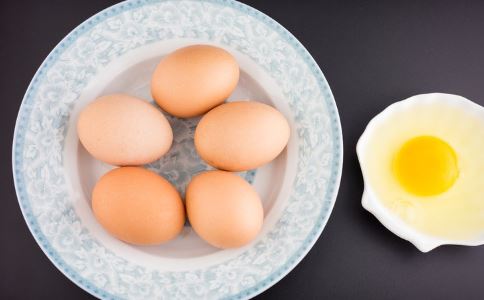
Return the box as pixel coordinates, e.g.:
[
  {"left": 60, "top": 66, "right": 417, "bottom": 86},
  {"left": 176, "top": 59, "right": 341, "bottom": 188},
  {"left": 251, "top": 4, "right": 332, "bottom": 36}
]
[{"left": 393, "top": 136, "right": 459, "bottom": 196}]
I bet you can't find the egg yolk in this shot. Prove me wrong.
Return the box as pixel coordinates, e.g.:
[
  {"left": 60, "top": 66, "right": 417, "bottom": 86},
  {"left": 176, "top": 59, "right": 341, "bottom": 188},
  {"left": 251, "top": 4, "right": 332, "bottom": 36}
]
[{"left": 393, "top": 136, "right": 458, "bottom": 196}]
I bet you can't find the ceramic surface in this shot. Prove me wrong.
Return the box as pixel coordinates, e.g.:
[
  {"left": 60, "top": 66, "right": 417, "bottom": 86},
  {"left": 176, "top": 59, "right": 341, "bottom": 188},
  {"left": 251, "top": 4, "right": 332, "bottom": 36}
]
[{"left": 12, "top": 0, "right": 343, "bottom": 298}]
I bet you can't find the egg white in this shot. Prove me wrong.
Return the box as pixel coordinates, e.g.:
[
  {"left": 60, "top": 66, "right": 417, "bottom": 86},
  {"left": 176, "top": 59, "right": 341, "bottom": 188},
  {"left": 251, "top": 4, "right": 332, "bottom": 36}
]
[{"left": 359, "top": 94, "right": 484, "bottom": 240}]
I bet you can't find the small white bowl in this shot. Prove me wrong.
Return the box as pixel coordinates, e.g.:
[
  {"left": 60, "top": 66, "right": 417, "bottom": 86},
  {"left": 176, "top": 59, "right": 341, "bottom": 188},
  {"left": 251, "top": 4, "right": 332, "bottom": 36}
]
[{"left": 357, "top": 93, "right": 484, "bottom": 252}]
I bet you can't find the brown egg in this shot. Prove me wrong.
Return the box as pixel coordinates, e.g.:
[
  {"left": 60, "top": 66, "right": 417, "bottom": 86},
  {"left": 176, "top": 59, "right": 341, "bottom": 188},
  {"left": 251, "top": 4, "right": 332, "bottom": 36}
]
[
  {"left": 186, "top": 170, "right": 263, "bottom": 249},
  {"left": 77, "top": 94, "right": 173, "bottom": 166},
  {"left": 151, "top": 45, "right": 239, "bottom": 118},
  {"left": 92, "top": 167, "right": 185, "bottom": 245},
  {"left": 194, "top": 101, "right": 290, "bottom": 171}
]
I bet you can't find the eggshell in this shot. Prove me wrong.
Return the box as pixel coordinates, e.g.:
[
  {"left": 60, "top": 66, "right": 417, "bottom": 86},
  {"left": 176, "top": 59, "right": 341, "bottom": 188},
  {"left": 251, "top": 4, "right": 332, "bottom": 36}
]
[
  {"left": 186, "top": 170, "right": 263, "bottom": 249},
  {"left": 92, "top": 167, "right": 185, "bottom": 245},
  {"left": 194, "top": 101, "right": 290, "bottom": 171},
  {"left": 77, "top": 94, "right": 173, "bottom": 166},
  {"left": 151, "top": 45, "right": 239, "bottom": 118}
]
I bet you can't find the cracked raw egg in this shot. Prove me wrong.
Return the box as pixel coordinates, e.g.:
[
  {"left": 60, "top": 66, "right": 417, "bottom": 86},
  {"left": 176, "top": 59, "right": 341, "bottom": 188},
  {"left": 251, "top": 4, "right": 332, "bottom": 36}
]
[{"left": 358, "top": 93, "right": 484, "bottom": 251}]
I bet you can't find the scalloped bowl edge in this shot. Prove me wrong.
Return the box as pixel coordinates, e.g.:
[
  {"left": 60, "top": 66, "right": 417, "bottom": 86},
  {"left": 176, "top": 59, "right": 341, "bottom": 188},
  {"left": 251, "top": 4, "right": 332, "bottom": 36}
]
[{"left": 357, "top": 93, "right": 484, "bottom": 252}]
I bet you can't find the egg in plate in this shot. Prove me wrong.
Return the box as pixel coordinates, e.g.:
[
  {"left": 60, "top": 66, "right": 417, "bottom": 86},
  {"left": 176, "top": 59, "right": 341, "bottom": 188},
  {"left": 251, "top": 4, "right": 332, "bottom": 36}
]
[{"left": 357, "top": 93, "right": 484, "bottom": 252}]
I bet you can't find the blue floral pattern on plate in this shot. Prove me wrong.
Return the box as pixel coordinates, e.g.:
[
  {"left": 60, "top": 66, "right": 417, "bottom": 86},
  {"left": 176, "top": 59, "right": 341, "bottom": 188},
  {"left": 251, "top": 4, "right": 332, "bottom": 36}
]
[
  {"left": 12, "top": 0, "right": 343, "bottom": 299},
  {"left": 145, "top": 111, "right": 256, "bottom": 197}
]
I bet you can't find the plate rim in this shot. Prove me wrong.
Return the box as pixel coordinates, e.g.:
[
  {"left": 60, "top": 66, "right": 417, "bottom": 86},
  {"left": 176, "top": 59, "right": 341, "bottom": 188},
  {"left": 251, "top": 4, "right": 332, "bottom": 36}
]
[{"left": 12, "top": 0, "right": 344, "bottom": 299}]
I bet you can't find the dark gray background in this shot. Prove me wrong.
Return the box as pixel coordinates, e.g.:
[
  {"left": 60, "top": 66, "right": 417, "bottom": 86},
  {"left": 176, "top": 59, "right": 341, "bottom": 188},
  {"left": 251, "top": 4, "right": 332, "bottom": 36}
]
[{"left": 2, "top": 0, "right": 484, "bottom": 299}]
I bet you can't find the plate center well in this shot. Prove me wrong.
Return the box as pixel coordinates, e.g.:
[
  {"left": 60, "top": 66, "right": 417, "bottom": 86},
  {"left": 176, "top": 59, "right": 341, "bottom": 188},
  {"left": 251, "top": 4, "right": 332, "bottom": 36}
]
[{"left": 65, "top": 42, "right": 291, "bottom": 263}]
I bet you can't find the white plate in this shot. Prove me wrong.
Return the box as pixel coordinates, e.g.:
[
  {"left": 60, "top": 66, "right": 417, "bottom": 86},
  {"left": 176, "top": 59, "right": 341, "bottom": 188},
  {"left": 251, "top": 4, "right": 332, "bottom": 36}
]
[{"left": 12, "top": 0, "right": 343, "bottom": 299}]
